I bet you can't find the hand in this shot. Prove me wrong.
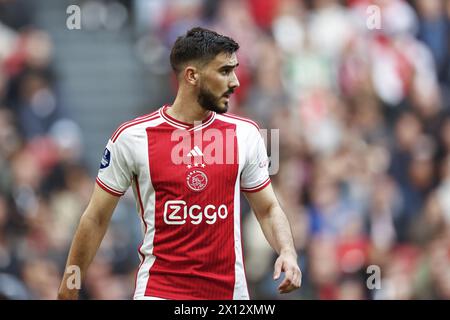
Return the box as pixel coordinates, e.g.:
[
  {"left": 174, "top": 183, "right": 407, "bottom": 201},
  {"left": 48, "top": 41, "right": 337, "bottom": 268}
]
[
  {"left": 273, "top": 252, "right": 302, "bottom": 294},
  {"left": 57, "top": 283, "right": 80, "bottom": 300},
  {"left": 57, "top": 290, "right": 79, "bottom": 300}
]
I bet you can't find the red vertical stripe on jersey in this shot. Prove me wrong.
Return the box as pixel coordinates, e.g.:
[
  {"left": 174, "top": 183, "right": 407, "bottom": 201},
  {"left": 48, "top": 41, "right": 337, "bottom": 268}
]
[{"left": 145, "top": 120, "right": 239, "bottom": 299}]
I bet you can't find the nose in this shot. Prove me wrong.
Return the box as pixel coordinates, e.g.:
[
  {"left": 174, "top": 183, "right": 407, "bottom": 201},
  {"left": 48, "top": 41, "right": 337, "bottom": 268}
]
[{"left": 229, "top": 72, "right": 240, "bottom": 89}]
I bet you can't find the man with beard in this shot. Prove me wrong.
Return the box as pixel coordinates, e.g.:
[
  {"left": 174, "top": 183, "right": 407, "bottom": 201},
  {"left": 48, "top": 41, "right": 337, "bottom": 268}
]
[{"left": 57, "top": 27, "right": 301, "bottom": 300}]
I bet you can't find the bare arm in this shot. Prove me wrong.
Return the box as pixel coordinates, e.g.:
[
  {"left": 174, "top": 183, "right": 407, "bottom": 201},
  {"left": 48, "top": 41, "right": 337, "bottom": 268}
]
[
  {"left": 244, "top": 184, "right": 301, "bottom": 294},
  {"left": 57, "top": 184, "right": 120, "bottom": 299}
]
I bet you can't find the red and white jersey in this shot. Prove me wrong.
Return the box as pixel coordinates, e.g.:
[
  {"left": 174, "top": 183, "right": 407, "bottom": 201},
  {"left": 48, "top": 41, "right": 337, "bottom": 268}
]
[{"left": 96, "top": 105, "right": 271, "bottom": 300}]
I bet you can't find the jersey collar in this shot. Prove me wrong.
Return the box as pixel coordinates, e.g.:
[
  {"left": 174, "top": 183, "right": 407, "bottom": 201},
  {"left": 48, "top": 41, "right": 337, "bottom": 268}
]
[{"left": 159, "top": 105, "right": 216, "bottom": 131}]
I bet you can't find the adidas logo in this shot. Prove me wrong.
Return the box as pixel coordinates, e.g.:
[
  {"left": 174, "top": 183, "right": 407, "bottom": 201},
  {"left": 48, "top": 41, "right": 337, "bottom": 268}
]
[{"left": 187, "top": 146, "right": 204, "bottom": 157}]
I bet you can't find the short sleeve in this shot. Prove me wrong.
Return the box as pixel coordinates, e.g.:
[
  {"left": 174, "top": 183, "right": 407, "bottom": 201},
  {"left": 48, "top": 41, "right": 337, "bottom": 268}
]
[
  {"left": 240, "top": 126, "right": 271, "bottom": 193},
  {"left": 96, "top": 133, "right": 133, "bottom": 197}
]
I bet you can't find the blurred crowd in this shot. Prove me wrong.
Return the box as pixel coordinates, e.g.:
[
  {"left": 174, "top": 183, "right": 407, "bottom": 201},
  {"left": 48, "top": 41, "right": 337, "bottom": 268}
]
[
  {"left": 2, "top": 0, "right": 450, "bottom": 300},
  {"left": 0, "top": 0, "right": 136, "bottom": 299}
]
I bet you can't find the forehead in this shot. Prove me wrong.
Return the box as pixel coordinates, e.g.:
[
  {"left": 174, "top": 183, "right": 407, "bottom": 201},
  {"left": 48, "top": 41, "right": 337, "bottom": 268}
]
[{"left": 208, "top": 52, "right": 238, "bottom": 68}]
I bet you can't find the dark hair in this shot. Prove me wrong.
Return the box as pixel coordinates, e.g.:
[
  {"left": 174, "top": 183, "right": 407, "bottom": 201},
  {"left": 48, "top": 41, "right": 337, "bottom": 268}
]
[{"left": 170, "top": 27, "right": 239, "bottom": 74}]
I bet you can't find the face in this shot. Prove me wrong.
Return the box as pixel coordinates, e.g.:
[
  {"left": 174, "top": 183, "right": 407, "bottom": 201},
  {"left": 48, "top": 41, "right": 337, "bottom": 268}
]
[{"left": 197, "top": 52, "right": 240, "bottom": 114}]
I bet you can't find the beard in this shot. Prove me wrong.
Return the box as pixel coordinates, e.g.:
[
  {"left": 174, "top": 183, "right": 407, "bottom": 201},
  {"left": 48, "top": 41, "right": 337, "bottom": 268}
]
[{"left": 197, "top": 85, "right": 230, "bottom": 114}]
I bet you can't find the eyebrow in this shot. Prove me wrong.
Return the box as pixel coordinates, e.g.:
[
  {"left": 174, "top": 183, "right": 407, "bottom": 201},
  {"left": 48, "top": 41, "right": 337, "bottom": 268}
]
[{"left": 219, "top": 63, "right": 239, "bottom": 70}]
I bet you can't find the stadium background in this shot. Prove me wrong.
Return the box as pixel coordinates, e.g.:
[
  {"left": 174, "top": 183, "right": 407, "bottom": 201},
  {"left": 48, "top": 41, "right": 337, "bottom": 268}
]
[{"left": 1, "top": 0, "right": 450, "bottom": 300}]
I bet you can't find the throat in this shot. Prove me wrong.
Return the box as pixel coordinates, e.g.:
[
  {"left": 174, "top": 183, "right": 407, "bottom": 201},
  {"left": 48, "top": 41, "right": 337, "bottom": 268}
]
[{"left": 165, "top": 104, "right": 212, "bottom": 124}]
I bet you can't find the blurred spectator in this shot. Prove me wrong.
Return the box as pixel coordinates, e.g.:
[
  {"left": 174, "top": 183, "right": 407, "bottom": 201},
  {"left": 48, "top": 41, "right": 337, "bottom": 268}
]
[
  {"left": 0, "top": 0, "right": 35, "bottom": 30},
  {"left": 415, "top": 0, "right": 450, "bottom": 82}
]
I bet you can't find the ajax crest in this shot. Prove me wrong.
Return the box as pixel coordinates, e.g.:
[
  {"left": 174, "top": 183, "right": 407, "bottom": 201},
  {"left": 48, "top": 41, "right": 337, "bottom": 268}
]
[{"left": 186, "top": 169, "right": 208, "bottom": 192}]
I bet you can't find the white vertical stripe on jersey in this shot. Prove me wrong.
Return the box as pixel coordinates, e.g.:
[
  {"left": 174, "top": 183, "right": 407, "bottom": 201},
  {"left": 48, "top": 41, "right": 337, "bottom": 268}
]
[
  {"left": 232, "top": 125, "right": 250, "bottom": 300},
  {"left": 133, "top": 178, "right": 157, "bottom": 299}
]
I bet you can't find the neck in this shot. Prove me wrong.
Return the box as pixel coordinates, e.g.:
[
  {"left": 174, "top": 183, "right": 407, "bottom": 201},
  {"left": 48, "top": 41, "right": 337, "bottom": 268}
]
[{"left": 168, "top": 89, "right": 211, "bottom": 124}]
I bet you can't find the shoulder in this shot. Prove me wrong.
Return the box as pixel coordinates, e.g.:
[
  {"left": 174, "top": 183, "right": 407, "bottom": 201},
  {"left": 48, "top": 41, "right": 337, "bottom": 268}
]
[
  {"left": 215, "top": 112, "right": 261, "bottom": 132},
  {"left": 110, "top": 109, "right": 162, "bottom": 143}
]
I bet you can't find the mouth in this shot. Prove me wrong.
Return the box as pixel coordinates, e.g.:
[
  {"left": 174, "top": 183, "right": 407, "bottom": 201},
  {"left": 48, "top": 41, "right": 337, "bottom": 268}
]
[
  {"left": 223, "top": 92, "right": 232, "bottom": 99},
  {"left": 222, "top": 96, "right": 231, "bottom": 105}
]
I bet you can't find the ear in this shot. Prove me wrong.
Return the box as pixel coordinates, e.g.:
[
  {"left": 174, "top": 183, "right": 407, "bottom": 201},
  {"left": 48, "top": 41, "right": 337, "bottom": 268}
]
[{"left": 184, "top": 66, "right": 199, "bottom": 86}]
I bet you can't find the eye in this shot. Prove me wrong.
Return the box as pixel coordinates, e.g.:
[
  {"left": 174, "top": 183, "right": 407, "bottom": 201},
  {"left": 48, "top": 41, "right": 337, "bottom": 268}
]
[{"left": 221, "top": 69, "right": 231, "bottom": 75}]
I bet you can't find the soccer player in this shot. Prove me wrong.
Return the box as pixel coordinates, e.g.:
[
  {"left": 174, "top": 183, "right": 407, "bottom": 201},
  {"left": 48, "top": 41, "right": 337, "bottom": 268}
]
[{"left": 57, "top": 27, "right": 301, "bottom": 300}]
